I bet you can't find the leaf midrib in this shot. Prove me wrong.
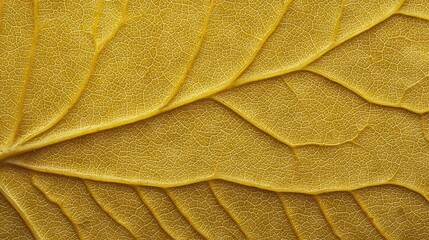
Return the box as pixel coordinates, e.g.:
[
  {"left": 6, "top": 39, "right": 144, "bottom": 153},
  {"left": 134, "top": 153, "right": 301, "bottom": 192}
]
[{"left": 2, "top": 0, "right": 424, "bottom": 171}]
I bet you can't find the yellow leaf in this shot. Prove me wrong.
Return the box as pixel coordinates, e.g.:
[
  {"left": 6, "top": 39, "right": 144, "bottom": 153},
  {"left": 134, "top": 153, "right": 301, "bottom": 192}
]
[{"left": 1, "top": 0, "right": 429, "bottom": 239}]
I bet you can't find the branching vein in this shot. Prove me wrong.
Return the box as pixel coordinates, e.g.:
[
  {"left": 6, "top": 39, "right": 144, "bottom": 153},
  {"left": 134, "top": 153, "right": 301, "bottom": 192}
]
[
  {"left": 8, "top": 0, "right": 40, "bottom": 147},
  {"left": 349, "top": 191, "right": 388, "bottom": 239}
]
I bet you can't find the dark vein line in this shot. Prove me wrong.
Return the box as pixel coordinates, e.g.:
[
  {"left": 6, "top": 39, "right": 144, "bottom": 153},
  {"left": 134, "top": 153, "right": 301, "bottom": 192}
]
[
  {"left": 238, "top": 0, "right": 406, "bottom": 85},
  {"left": 9, "top": 161, "right": 429, "bottom": 204},
  {"left": 133, "top": 186, "right": 175, "bottom": 240},
  {"left": 212, "top": 97, "right": 366, "bottom": 148},
  {"left": 330, "top": 0, "right": 345, "bottom": 44},
  {"left": 17, "top": 0, "right": 129, "bottom": 145},
  {"left": 160, "top": 0, "right": 293, "bottom": 112},
  {"left": 3, "top": 0, "right": 212, "bottom": 156},
  {"left": 303, "top": 68, "right": 426, "bottom": 115},
  {"left": 421, "top": 115, "right": 429, "bottom": 143},
  {"left": 211, "top": 96, "right": 296, "bottom": 147},
  {"left": 0, "top": 0, "right": 413, "bottom": 165},
  {"left": 160, "top": 0, "right": 215, "bottom": 109},
  {"left": 276, "top": 192, "right": 301, "bottom": 240},
  {"left": 91, "top": 0, "right": 103, "bottom": 44},
  {"left": 159, "top": 0, "right": 293, "bottom": 112},
  {"left": 349, "top": 191, "right": 388, "bottom": 239},
  {"left": 82, "top": 180, "right": 137, "bottom": 239},
  {"left": 0, "top": 186, "right": 41, "bottom": 240},
  {"left": 224, "top": 0, "right": 293, "bottom": 87},
  {"left": 0, "top": 190, "right": 36, "bottom": 239},
  {"left": 8, "top": 0, "right": 39, "bottom": 147},
  {"left": 396, "top": 11, "right": 429, "bottom": 23},
  {"left": 313, "top": 195, "right": 342, "bottom": 240},
  {"left": 398, "top": 78, "right": 425, "bottom": 107},
  {"left": 207, "top": 181, "right": 249, "bottom": 239},
  {"left": 163, "top": 188, "right": 210, "bottom": 239},
  {"left": 0, "top": 0, "right": 352, "bottom": 160},
  {"left": 30, "top": 176, "right": 81, "bottom": 239}
]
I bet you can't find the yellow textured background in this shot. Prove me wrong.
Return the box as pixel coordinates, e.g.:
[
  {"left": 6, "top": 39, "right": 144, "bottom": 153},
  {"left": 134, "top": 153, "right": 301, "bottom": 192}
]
[{"left": 1, "top": 0, "right": 429, "bottom": 239}]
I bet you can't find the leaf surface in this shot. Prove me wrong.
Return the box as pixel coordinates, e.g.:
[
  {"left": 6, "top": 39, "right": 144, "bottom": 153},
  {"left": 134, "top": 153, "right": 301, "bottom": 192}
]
[{"left": 1, "top": 0, "right": 429, "bottom": 239}]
